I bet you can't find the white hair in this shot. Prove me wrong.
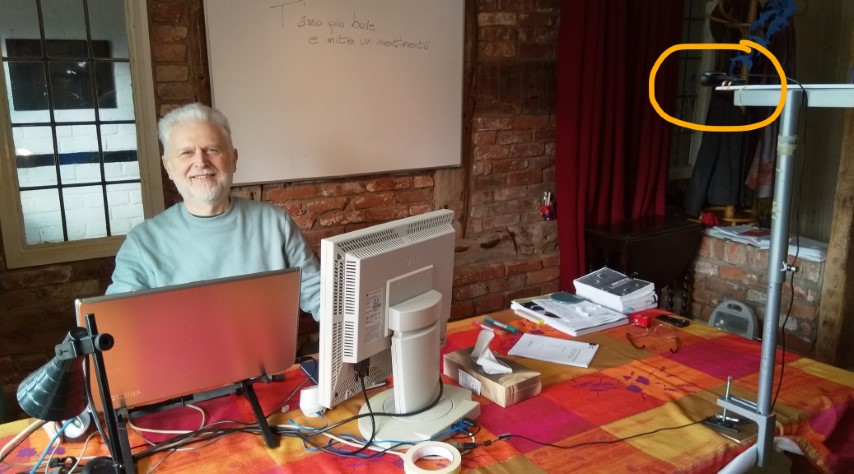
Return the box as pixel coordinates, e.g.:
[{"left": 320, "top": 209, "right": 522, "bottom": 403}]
[{"left": 158, "top": 103, "right": 233, "bottom": 152}]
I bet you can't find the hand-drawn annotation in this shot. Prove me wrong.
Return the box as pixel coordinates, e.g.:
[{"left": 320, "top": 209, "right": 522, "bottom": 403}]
[{"left": 271, "top": 3, "right": 430, "bottom": 51}]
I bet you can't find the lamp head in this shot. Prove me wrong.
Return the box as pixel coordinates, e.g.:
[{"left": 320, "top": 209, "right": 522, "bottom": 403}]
[
  {"left": 16, "top": 327, "right": 112, "bottom": 422},
  {"left": 699, "top": 71, "right": 746, "bottom": 87}
]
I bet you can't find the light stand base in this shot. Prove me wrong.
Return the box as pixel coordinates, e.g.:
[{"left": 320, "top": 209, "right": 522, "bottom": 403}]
[
  {"left": 357, "top": 384, "right": 480, "bottom": 449},
  {"left": 703, "top": 414, "right": 758, "bottom": 444},
  {"left": 81, "top": 456, "right": 120, "bottom": 474}
]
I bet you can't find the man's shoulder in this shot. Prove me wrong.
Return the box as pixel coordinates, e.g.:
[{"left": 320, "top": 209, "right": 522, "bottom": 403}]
[{"left": 232, "top": 197, "right": 288, "bottom": 218}]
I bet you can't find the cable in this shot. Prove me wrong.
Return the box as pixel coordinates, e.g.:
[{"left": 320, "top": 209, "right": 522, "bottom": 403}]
[
  {"left": 478, "top": 419, "right": 705, "bottom": 451},
  {"left": 770, "top": 78, "right": 809, "bottom": 411},
  {"left": 128, "top": 404, "right": 207, "bottom": 439},
  {"left": 29, "top": 418, "right": 72, "bottom": 474},
  {"left": 0, "top": 419, "right": 46, "bottom": 464}
]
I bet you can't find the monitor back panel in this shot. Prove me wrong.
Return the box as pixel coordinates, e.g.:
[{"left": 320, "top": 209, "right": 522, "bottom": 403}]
[{"left": 75, "top": 269, "right": 301, "bottom": 411}]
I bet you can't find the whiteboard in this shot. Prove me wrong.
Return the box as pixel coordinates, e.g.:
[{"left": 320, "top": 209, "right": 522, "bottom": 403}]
[{"left": 203, "top": 0, "right": 464, "bottom": 185}]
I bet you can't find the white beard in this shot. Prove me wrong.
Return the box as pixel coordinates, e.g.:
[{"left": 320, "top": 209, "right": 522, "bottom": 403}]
[{"left": 175, "top": 171, "right": 233, "bottom": 205}]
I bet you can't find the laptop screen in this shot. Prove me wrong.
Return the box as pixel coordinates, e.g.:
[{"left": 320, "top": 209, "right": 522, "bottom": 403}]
[{"left": 75, "top": 269, "right": 301, "bottom": 411}]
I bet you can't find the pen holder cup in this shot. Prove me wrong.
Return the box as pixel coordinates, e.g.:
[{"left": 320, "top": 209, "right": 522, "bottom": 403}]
[{"left": 539, "top": 203, "right": 555, "bottom": 220}]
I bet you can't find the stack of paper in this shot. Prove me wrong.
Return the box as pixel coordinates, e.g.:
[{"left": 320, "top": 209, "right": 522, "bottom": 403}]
[
  {"left": 707, "top": 225, "right": 828, "bottom": 262},
  {"left": 510, "top": 292, "right": 628, "bottom": 337},
  {"left": 572, "top": 267, "right": 657, "bottom": 313},
  {"left": 508, "top": 333, "right": 599, "bottom": 368}
]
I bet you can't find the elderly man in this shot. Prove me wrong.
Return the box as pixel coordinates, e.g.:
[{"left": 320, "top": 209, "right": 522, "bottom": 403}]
[{"left": 106, "top": 103, "right": 320, "bottom": 320}]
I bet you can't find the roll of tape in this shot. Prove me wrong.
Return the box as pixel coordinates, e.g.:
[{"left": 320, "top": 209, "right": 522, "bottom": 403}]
[{"left": 403, "top": 441, "right": 462, "bottom": 474}]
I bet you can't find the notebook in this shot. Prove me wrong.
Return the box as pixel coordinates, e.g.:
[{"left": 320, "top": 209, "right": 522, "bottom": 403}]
[{"left": 75, "top": 269, "right": 301, "bottom": 411}]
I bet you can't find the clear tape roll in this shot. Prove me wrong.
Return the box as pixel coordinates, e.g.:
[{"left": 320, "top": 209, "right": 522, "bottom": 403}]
[{"left": 403, "top": 441, "right": 462, "bottom": 474}]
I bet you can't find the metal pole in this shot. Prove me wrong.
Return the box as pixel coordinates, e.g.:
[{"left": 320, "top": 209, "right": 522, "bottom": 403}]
[{"left": 754, "top": 88, "right": 802, "bottom": 466}]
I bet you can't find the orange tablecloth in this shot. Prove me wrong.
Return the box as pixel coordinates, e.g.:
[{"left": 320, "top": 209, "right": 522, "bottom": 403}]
[{"left": 2, "top": 310, "right": 853, "bottom": 473}]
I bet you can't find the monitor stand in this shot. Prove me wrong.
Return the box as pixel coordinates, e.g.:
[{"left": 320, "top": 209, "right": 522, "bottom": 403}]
[
  {"left": 112, "top": 375, "right": 282, "bottom": 466},
  {"left": 357, "top": 384, "right": 480, "bottom": 449}
]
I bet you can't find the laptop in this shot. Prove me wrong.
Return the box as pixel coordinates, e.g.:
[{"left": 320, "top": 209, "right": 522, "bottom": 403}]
[{"left": 75, "top": 269, "right": 301, "bottom": 411}]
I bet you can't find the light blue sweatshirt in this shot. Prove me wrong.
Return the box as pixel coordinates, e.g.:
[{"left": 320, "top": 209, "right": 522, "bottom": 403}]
[{"left": 106, "top": 197, "right": 321, "bottom": 320}]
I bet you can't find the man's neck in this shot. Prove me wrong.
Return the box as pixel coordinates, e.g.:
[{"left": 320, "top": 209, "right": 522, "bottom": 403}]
[{"left": 184, "top": 197, "right": 232, "bottom": 217}]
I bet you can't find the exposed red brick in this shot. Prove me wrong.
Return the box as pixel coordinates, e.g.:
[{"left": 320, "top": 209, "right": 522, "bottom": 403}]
[
  {"left": 151, "top": 43, "right": 187, "bottom": 62},
  {"left": 496, "top": 130, "right": 532, "bottom": 145},
  {"left": 155, "top": 65, "right": 189, "bottom": 82},
  {"left": 487, "top": 273, "right": 526, "bottom": 292},
  {"left": 473, "top": 131, "right": 497, "bottom": 146},
  {"left": 480, "top": 41, "right": 517, "bottom": 58},
  {"left": 474, "top": 117, "right": 514, "bottom": 131},
  {"left": 473, "top": 145, "right": 512, "bottom": 161},
  {"left": 156, "top": 82, "right": 193, "bottom": 100},
  {"left": 479, "top": 26, "right": 515, "bottom": 42},
  {"left": 351, "top": 193, "right": 394, "bottom": 209},
  {"left": 366, "top": 177, "right": 413, "bottom": 192},
  {"left": 474, "top": 293, "right": 506, "bottom": 314},
  {"left": 266, "top": 184, "right": 318, "bottom": 201},
  {"left": 505, "top": 170, "right": 541, "bottom": 186},
  {"left": 290, "top": 214, "right": 315, "bottom": 230},
  {"left": 541, "top": 254, "right": 559, "bottom": 267},
  {"left": 506, "top": 259, "right": 542, "bottom": 275},
  {"left": 455, "top": 282, "right": 488, "bottom": 301},
  {"left": 526, "top": 266, "right": 559, "bottom": 285},
  {"left": 150, "top": 25, "right": 188, "bottom": 43},
  {"left": 395, "top": 188, "right": 431, "bottom": 204},
  {"left": 478, "top": 12, "right": 517, "bottom": 26},
  {"left": 366, "top": 207, "right": 409, "bottom": 221},
  {"left": 509, "top": 142, "right": 545, "bottom": 157},
  {"left": 453, "top": 267, "right": 481, "bottom": 286},
  {"left": 318, "top": 182, "right": 365, "bottom": 196},
  {"left": 482, "top": 214, "right": 521, "bottom": 230},
  {"left": 412, "top": 175, "right": 434, "bottom": 188},
  {"left": 451, "top": 301, "right": 476, "bottom": 321},
  {"left": 150, "top": 2, "right": 185, "bottom": 23},
  {"left": 306, "top": 197, "right": 349, "bottom": 214},
  {"left": 491, "top": 158, "right": 529, "bottom": 173},
  {"left": 408, "top": 204, "right": 434, "bottom": 215}
]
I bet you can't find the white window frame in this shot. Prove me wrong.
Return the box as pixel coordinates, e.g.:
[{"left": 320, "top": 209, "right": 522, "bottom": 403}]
[{"left": 0, "top": 0, "right": 163, "bottom": 269}]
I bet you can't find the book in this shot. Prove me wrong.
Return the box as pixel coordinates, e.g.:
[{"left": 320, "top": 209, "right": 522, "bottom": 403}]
[
  {"left": 707, "top": 225, "right": 828, "bottom": 262},
  {"left": 573, "top": 267, "right": 655, "bottom": 313},
  {"left": 510, "top": 292, "right": 628, "bottom": 337},
  {"left": 508, "top": 333, "right": 600, "bottom": 368}
]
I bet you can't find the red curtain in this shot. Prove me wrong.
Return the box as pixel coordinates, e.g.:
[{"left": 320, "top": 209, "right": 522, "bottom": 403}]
[{"left": 555, "top": 0, "right": 683, "bottom": 290}]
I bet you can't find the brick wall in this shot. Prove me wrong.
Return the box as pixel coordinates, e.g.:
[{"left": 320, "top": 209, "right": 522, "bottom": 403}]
[
  {"left": 690, "top": 235, "right": 823, "bottom": 356},
  {"left": 0, "top": 0, "right": 560, "bottom": 419}
]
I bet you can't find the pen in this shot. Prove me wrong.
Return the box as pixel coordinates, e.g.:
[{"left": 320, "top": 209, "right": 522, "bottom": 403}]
[
  {"left": 471, "top": 320, "right": 505, "bottom": 335},
  {"left": 484, "top": 317, "right": 519, "bottom": 334}
]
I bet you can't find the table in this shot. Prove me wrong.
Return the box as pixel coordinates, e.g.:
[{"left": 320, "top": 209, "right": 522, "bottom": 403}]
[
  {"left": 2, "top": 310, "right": 853, "bottom": 473},
  {"left": 585, "top": 216, "right": 704, "bottom": 313}
]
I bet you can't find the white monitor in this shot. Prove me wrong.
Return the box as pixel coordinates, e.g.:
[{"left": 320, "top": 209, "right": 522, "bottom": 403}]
[{"left": 317, "top": 209, "right": 480, "bottom": 446}]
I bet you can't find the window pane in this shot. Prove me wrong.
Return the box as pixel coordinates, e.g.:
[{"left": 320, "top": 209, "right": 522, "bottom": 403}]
[
  {"left": 20, "top": 188, "right": 62, "bottom": 244},
  {"left": 89, "top": 0, "right": 129, "bottom": 59},
  {"left": 56, "top": 124, "right": 101, "bottom": 184},
  {"left": 4, "top": 61, "right": 51, "bottom": 122},
  {"left": 0, "top": 0, "right": 40, "bottom": 57},
  {"left": 107, "top": 182, "right": 143, "bottom": 234},
  {"left": 14, "top": 125, "right": 58, "bottom": 187},
  {"left": 42, "top": 0, "right": 87, "bottom": 57},
  {"left": 64, "top": 185, "right": 107, "bottom": 240},
  {"left": 49, "top": 61, "right": 96, "bottom": 119},
  {"left": 96, "top": 61, "right": 132, "bottom": 117},
  {"left": 102, "top": 123, "right": 139, "bottom": 182}
]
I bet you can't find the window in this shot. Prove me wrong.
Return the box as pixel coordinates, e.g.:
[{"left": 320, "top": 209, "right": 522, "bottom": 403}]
[
  {"left": 670, "top": 0, "right": 717, "bottom": 180},
  {"left": 0, "top": 0, "right": 163, "bottom": 268}
]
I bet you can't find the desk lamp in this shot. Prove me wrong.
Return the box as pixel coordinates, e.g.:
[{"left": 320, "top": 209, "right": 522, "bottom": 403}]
[{"left": 16, "top": 316, "right": 131, "bottom": 473}]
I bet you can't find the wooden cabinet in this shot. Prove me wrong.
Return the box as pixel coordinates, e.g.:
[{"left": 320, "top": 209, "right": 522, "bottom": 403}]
[{"left": 585, "top": 216, "right": 703, "bottom": 315}]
